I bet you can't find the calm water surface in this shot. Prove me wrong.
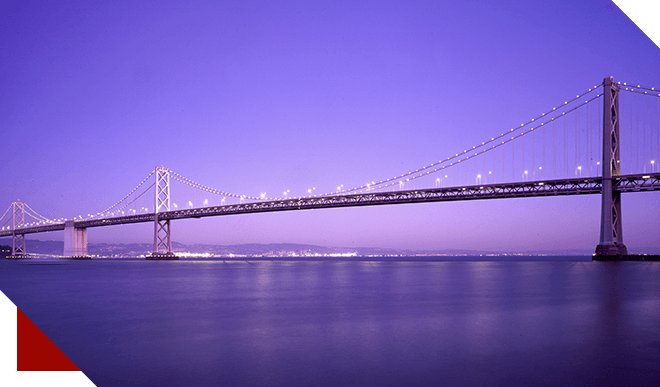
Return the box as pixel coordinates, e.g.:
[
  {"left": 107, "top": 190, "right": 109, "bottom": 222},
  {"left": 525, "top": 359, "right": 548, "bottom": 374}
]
[{"left": 1, "top": 258, "right": 659, "bottom": 386}]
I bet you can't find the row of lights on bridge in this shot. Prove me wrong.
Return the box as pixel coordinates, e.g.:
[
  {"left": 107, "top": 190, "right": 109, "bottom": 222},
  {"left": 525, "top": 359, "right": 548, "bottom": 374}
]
[
  {"left": 3, "top": 158, "right": 657, "bottom": 230},
  {"left": 114, "top": 83, "right": 656, "bottom": 202},
  {"left": 229, "top": 85, "right": 607, "bottom": 199},
  {"left": 4, "top": 83, "right": 658, "bottom": 226}
]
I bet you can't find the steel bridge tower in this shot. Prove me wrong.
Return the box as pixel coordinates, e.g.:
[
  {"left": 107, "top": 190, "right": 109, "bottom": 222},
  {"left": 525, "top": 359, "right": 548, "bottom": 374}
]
[
  {"left": 595, "top": 76, "right": 628, "bottom": 257},
  {"left": 10, "top": 200, "right": 26, "bottom": 258},
  {"left": 148, "top": 166, "right": 178, "bottom": 259}
]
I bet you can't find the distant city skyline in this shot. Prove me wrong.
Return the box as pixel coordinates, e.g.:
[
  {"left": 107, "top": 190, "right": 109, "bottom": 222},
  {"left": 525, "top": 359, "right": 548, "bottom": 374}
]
[{"left": 1, "top": 1, "right": 659, "bottom": 252}]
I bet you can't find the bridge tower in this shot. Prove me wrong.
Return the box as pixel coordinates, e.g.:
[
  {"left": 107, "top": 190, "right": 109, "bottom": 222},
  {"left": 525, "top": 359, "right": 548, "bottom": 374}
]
[
  {"left": 9, "top": 200, "right": 27, "bottom": 258},
  {"left": 148, "top": 166, "right": 177, "bottom": 259},
  {"left": 595, "top": 76, "right": 628, "bottom": 257}
]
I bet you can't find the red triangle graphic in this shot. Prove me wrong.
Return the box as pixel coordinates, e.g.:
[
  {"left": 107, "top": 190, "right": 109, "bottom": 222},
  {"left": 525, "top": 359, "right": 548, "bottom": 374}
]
[{"left": 17, "top": 308, "right": 80, "bottom": 371}]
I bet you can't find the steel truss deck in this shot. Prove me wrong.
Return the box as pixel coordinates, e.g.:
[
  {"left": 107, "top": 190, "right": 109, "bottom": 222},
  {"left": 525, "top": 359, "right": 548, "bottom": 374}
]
[{"left": 2, "top": 172, "right": 659, "bottom": 237}]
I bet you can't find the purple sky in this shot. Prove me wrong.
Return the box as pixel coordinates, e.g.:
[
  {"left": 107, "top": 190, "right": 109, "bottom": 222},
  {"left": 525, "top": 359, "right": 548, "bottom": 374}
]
[{"left": 1, "top": 1, "right": 659, "bottom": 252}]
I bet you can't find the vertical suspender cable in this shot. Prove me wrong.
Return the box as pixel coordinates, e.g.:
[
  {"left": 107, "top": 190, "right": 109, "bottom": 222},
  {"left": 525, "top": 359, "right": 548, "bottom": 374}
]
[
  {"left": 636, "top": 92, "right": 639, "bottom": 173},
  {"left": 542, "top": 119, "right": 546, "bottom": 180},
  {"left": 599, "top": 92, "right": 603, "bottom": 176},
  {"left": 575, "top": 107, "right": 579, "bottom": 176},
  {"left": 564, "top": 113, "right": 568, "bottom": 177},
  {"left": 633, "top": 91, "right": 636, "bottom": 173},
  {"left": 553, "top": 120, "right": 557, "bottom": 179},
  {"left": 492, "top": 143, "right": 495, "bottom": 184},
  {"left": 643, "top": 96, "right": 646, "bottom": 172},
  {"left": 532, "top": 129, "right": 535, "bottom": 179},
  {"left": 652, "top": 95, "right": 656, "bottom": 170},
  {"left": 628, "top": 90, "right": 631, "bottom": 173},
  {"left": 502, "top": 141, "right": 505, "bottom": 183},
  {"left": 587, "top": 101, "right": 591, "bottom": 176}
]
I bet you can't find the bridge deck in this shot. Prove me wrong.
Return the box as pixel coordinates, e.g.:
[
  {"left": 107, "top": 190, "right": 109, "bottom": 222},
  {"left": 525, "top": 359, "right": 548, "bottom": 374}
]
[{"left": 2, "top": 172, "right": 659, "bottom": 236}]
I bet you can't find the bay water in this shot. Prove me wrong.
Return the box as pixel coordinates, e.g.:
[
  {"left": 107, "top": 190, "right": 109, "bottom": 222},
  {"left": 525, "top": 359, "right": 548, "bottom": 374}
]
[{"left": 1, "top": 258, "right": 659, "bottom": 386}]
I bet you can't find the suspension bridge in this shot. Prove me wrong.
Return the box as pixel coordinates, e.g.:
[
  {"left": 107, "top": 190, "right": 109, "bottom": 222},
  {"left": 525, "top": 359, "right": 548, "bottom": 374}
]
[{"left": 2, "top": 76, "right": 659, "bottom": 260}]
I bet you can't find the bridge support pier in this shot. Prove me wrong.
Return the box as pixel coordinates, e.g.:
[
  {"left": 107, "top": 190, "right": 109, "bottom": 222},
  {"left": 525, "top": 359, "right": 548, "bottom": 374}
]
[
  {"left": 147, "top": 166, "right": 178, "bottom": 260},
  {"left": 595, "top": 76, "right": 628, "bottom": 258},
  {"left": 62, "top": 220, "right": 90, "bottom": 259}
]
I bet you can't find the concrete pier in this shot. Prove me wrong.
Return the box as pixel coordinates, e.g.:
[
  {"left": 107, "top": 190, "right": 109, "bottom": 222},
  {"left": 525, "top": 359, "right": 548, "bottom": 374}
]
[{"left": 62, "top": 220, "right": 89, "bottom": 259}]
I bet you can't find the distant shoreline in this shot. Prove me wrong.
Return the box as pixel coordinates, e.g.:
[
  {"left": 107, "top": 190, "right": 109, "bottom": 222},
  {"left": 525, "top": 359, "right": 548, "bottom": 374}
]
[{"left": 2, "top": 239, "right": 659, "bottom": 260}]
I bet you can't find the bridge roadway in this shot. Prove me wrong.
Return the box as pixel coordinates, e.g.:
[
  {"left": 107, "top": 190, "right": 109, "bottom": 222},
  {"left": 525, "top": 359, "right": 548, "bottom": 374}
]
[{"left": 2, "top": 172, "right": 659, "bottom": 237}]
